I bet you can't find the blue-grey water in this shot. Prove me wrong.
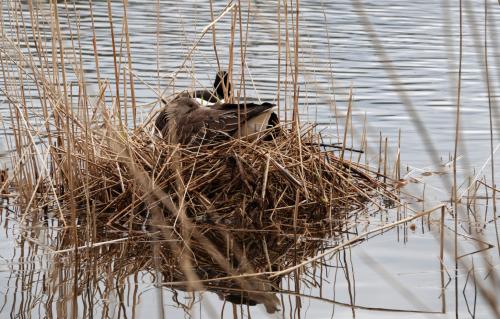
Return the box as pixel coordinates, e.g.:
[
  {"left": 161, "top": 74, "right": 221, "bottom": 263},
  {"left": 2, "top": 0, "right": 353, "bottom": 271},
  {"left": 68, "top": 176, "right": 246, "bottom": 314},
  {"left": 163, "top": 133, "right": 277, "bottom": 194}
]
[{"left": 1, "top": 0, "right": 499, "bottom": 318}]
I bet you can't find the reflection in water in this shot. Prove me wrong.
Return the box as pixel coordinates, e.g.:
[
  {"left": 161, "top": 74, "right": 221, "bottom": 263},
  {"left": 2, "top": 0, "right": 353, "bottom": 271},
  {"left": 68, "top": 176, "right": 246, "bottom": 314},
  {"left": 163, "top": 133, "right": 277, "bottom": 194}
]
[{"left": 4, "top": 188, "right": 497, "bottom": 318}]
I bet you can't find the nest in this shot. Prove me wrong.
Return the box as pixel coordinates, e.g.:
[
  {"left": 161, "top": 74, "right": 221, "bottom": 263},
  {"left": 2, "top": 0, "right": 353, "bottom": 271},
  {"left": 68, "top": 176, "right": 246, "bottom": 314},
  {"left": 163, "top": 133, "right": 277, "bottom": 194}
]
[{"left": 33, "top": 120, "right": 394, "bottom": 312}]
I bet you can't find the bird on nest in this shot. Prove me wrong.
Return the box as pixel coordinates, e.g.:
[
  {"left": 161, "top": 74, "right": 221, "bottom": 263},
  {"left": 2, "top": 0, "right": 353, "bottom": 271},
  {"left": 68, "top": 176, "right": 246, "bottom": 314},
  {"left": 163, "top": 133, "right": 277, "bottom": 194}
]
[
  {"left": 155, "top": 71, "right": 279, "bottom": 144},
  {"left": 155, "top": 97, "right": 276, "bottom": 144}
]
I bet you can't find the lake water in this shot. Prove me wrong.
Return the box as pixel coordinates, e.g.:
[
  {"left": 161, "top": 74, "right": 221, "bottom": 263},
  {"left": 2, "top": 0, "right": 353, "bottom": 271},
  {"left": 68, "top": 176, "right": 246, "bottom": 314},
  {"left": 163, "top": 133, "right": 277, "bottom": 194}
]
[{"left": 1, "top": 0, "right": 499, "bottom": 318}]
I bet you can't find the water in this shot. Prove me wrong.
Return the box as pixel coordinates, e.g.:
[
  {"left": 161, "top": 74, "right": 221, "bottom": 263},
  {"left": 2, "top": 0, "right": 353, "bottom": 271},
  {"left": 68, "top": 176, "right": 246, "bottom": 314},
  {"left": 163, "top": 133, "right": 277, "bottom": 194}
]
[{"left": 1, "top": 0, "right": 499, "bottom": 318}]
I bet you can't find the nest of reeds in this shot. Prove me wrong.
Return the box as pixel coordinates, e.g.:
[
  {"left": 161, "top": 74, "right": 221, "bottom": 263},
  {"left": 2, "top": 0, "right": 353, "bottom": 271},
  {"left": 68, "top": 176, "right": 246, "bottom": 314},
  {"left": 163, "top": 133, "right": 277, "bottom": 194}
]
[{"left": 33, "top": 116, "right": 394, "bottom": 311}]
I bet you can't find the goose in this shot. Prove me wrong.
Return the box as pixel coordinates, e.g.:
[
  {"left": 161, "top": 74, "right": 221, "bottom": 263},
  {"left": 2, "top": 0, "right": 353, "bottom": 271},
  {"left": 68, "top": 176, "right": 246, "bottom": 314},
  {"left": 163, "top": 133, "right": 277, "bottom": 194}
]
[{"left": 155, "top": 97, "right": 276, "bottom": 144}]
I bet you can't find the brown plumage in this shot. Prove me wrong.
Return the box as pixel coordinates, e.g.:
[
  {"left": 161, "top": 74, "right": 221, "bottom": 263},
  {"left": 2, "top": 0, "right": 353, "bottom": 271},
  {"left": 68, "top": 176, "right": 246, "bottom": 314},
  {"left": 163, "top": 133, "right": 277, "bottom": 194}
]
[{"left": 155, "top": 97, "right": 275, "bottom": 144}]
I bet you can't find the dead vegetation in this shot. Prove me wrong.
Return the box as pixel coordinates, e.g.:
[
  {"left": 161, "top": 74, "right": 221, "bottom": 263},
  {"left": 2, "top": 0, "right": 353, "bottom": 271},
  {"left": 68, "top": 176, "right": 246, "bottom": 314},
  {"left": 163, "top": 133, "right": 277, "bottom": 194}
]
[{"left": 35, "top": 107, "right": 397, "bottom": 311}]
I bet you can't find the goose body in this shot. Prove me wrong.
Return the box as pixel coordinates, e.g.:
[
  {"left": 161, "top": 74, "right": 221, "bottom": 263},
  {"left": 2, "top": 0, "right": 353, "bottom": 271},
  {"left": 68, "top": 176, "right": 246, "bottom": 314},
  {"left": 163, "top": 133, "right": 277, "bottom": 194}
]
[{"left": 155, "top": 97, "right": 275, "bottom": 144}]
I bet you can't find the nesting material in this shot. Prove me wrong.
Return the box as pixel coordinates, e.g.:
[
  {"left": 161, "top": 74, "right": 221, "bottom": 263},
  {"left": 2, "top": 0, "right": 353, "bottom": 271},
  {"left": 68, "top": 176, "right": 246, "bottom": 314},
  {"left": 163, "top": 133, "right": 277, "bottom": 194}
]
[{"left": 40, "top": 118, "right": 395, "bottom": 311}]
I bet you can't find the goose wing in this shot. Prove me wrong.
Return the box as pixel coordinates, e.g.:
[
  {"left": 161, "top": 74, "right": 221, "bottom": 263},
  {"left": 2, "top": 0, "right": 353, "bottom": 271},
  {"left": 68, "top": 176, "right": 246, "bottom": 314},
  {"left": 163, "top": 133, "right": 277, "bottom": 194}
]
[
  {"left": 179, "top": 103, "right": 274, "bottom": 142},
  {"left": 204, "top": 102, "right": 275, "bottom": 131},
  {"left": 184, "top": 108, "right": 240, "bottom": 136},
  {"left": 211, "top": 102, "right": 274, "bottom": 114}
]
